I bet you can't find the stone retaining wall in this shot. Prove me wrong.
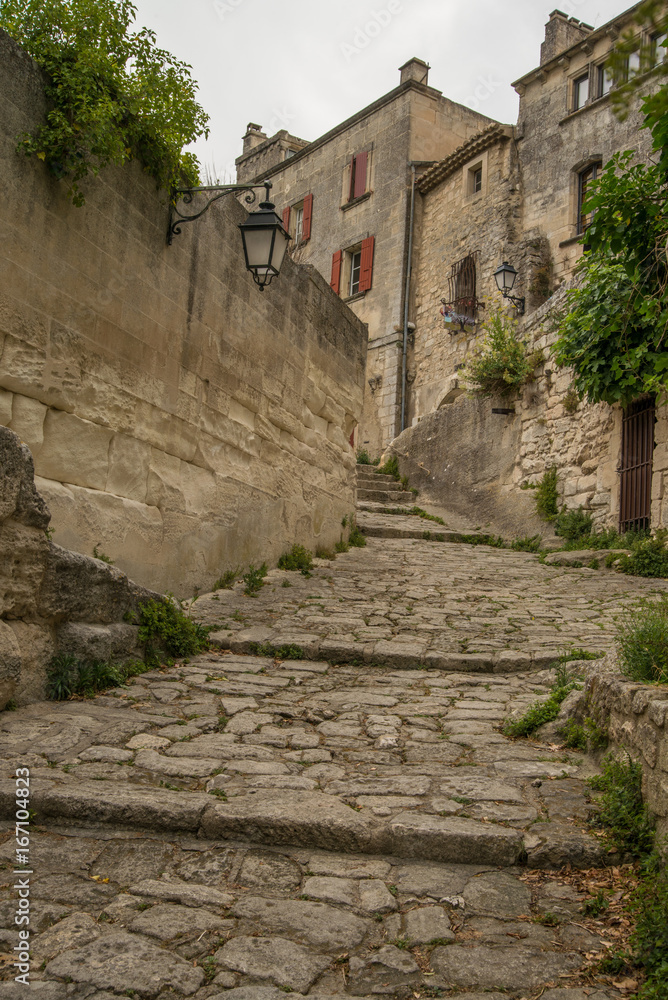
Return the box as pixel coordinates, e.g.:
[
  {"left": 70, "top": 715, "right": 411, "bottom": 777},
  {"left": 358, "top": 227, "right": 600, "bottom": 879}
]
[
  {"left": 1, "top": 426, "right": 160, "bottom": 707},
  {"left": 580, "top": 653, "right": 668, "bottom": 838},
  {"left": 0, "top": 29, "right": 367, "bottom": 597}
]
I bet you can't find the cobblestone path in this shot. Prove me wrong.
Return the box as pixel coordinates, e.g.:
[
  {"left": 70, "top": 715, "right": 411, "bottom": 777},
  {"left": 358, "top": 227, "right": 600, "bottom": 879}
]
[{"left": 2, "top": 521, "right": 664, "bottom": 998}]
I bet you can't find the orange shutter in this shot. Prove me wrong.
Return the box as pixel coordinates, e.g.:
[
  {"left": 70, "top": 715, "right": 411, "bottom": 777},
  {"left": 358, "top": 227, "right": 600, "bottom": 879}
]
[
  {"left": 353, "top": 151, "right": 368, "bottom": 199},
  {"left": 330, "top": 250, "right": 342, "bottom": 294},
  {"left": 282, "top": 206, "right": 291, "bottom": 233},
  {"left": 302, "top": 193, "right": 313, "bottom": 241},
  {"left": 358, "top": 236, "right": 375, "bottom": 292}
]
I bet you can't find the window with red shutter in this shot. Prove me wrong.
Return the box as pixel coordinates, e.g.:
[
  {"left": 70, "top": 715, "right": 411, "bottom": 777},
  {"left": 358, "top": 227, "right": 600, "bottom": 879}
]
[
  {"left": 358, "top": 236, "right": 375, "bottom": 292},
  {"left": 330, "top": 251, "right": 342, "bottom": 295},
  {"left": 348, "top": 151, "right": 369, "bottom": 202},
  {"left": 302, "top": 193, "right": 313, "bottom": 241},
  {"left": 282, "top": 206, "right": 291, "bottom": 233}
]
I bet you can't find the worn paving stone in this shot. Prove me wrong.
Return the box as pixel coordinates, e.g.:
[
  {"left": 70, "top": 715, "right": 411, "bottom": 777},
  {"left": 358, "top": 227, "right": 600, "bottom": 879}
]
[
  {"left": 215, "top": 935, "right": 330, "bottom": 992},
  {"left": 348, "top": 944, "right": 421, "bottom": 995},
  {"left": 128, "top": 902, "right": 227, "bottom": 940},
  {"left": 232, "top": 895, "right": 370, "bottom": 949},
  {"left": 430, "top": 943, "right": 583, "bottom": 990}
]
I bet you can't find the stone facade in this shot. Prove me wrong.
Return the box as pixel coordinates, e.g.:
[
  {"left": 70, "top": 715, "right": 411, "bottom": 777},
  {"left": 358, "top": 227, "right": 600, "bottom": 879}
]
[
  {"left": 0, "top": 425, "right": 158, "bottom": 707},
  {"left": 0, "top": 29, "right": 367, "bottom": 597},
  {"left": 236, "top": 59, "right": 495, "bottom": 455}
]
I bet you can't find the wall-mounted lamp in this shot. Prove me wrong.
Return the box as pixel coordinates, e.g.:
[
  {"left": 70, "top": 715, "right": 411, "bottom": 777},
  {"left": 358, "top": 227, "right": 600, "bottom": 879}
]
[
  {"left": 168, "top": 181, "right": 290, "bottom": 291},
  {"left": 493, "top": 262, "right": 525, "bottom": 316},
  {"left": 368, "top": 375, "right": 382, "bottom": 394}
]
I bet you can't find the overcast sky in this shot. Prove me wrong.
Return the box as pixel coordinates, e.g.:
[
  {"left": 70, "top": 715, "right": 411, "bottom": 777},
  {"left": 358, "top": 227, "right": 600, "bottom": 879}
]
[{"left": 133, "top": 0, "right": 633, "bottom": 180}]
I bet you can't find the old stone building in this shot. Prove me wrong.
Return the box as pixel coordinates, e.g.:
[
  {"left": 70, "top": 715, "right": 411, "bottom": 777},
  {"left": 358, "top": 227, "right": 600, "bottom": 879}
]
[
  {"left": 236, "top": 59, "right": 495, "bottom": 455},
  {"left": 241, "top": 2, "right": 668, "bottom": 535}
]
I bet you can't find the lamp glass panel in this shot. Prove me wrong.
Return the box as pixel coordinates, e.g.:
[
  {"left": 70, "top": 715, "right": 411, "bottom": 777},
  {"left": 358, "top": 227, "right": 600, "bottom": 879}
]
[
  {"left": 242, "top": 227, "right": 274, "bottom": 268},
  {"left": 270, "top": 230, "right": 289, "bottom": 272}
]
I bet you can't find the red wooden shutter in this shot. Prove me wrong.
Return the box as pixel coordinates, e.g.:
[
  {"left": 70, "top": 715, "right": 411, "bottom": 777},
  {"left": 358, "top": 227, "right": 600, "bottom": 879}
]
[
  {"left": 358, "top": 236, "right": 375, "bottom": 292},
  {"left": 348, "top": 155, "right": 356, "bottom": 201},
  {"left": 282, "top": 206, "right": 291, "bottom": 233},
  {"left": 353, "top": 151, "right": 368, "bottom": 199},
  {"left": 330, "top": 250, "right": 342, "bottom": 294},
  {"left": 302, "top": 193, "right": 313, "bottom": 241}
]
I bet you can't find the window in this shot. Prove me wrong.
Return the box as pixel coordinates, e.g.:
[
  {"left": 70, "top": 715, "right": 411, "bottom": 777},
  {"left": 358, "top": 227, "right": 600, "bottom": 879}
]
[
  {"left": 578, "top": 162, "right": 601, "bottom": 234},
  {"left": 330, "top": 236, "right": 375, "bottom": 296},
  {"left": 281, "top": 193, "right": 313, "bottom": 244},
  {"left": 472, "top": 167, "right": 482, "bottom": 193},
  {"left": 467, "top": 163, "right": 483, "bottom": 196},
  {"left": 597, "top": 63, "right": 613, "bottom": 97},
  {"left": 294, "top": 206, "right": 304, "bottom": 244},
  {"left": 349, "top": 249, "right": 362, "bottom": 295},
  {"left": 628, "top": 50, "right": 641, "bottom": 77},
  {"left": 652, "top": 32, "right": 667, "bottom": 65},
  {"left": 573, "top": 72, "right": 589, "bottom": 111},
  {"left": 348, "top": 151, "right": 369, "bottom": 202}
]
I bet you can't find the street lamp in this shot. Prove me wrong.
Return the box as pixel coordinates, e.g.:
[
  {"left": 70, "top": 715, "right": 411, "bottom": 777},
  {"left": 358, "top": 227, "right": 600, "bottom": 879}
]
[
  {"left": 168, "top": 181, "right": 290, "bottom": 291},
  {"left": 493, "top": 261, "right": 525, "bottom": 316}
]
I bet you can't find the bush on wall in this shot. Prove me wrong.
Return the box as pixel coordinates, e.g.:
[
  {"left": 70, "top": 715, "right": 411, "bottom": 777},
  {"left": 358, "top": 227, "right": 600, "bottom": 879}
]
[{"left": 465, "top": 308, "right": 544, "bottom": 398}]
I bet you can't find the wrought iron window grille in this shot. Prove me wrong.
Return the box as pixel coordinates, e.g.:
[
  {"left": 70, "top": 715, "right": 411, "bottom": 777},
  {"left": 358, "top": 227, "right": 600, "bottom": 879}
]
[{"left": 440, "top": 252, "right": 485, "bottom": 332}]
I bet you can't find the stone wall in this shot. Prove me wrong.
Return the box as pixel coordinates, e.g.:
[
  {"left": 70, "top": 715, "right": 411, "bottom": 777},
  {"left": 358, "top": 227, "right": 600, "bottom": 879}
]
[
  {"left": 1, "top": 426, "right": 158, "bottom": 708},
  {"left": 578, "top": 654, "right": 668, "bottom": 839},
  {"left": 0, "top": 29, "right": 367, "bottom": 597}
]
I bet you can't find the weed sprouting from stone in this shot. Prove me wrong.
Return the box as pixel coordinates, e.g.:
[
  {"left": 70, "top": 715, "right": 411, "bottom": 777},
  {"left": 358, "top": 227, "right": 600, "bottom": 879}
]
[
  {"left": 213, "top": 568, "right": 239, "bottom": 590},
  {"left": 243, "top": 563, "right": 268, "bottom": 596},
  {"left": 617, "top": 597, "right": 668, "bottom": 683},
  {"left": 277, "top": 545, "right": 313, "bottom": 574},
  {"left": 588, "top": 753, "right": 655, "bottom": 858}
]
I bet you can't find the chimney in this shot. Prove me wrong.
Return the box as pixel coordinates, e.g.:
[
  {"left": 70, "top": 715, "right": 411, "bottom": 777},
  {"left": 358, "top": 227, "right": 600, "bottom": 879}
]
[
  {"left": 399, "top": 58, "right": 430, "bottom": 86},
  {"left": 540, "top": 10, "right": 594, "bottom": 65},
  {"left": 242, "top": 123, "right": 267, "bottom": 155}
]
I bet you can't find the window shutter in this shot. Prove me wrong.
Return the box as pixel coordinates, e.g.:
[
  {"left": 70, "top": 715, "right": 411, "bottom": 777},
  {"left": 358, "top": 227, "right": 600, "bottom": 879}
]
[
  {"left": 302, "top": 194, "right": 313, "bottom": 241},
  {"left": 348, "top": 155, "right": 356, "bottom": 201},
  {"left": 358, "top": 236, "right": 375, "bottom": 292},
  {"left": 330, "top": 250, "right": 342, "bottom": 294},
  {"left": 282, "top": 206, "right": 291, "bottom": 233},
  {"left": 353, "top": 151, "right": 368, "bottom": 199}
]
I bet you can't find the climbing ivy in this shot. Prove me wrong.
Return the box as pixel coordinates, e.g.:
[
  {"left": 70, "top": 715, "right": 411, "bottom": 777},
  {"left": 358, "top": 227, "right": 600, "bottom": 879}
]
[{"left": 0, "top": 0, "right": 209, "bottom": 205}]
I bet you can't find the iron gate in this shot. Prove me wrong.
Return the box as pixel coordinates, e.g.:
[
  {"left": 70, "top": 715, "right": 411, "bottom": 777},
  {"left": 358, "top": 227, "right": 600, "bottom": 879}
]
[{"left": 619, "top": 396, "right": 655, "bottom": 533}]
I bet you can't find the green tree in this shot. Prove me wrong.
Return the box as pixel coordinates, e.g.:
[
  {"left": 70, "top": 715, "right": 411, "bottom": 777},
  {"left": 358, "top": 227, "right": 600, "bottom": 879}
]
[
  {"left": 554, "top": 2, "right": 668, "bottom": 405},
  {"left": 0, "top": 0, "right": 209, "bottom": 205}
]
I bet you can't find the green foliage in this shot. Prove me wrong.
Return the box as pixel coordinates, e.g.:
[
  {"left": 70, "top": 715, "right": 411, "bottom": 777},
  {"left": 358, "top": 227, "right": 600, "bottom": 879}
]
[
  {"left": 348, "top": 525, "right": 367, "bottom": 548},
  {"left": 376, "top": 455, "right": 400, "bottom": 479},
  {"left": 92, "top": 543, "right": 113, "bottom": 564},
  {"left": 561, "top": 717, "right": 609, "bottom": 752},
  {"left": 582, "top": 889, "right": 610, "bottom": 918},
  {"left": 356, "top": 449, "right": 374, "bottom": 465},
  {"left": 617, "top": 597, "right": 668, "bottom": 683},
  {"left": 617, "top": 530, "right": 668, "bottom": 578},
  {"left": 630, "top": 865, "right": 668, "bottom": 999},
  {"left": 459, "top": 533, "right": 506, "bottom": 548},
  {"left": 502, "top": 664, "right": 583, "bottom": 738},
  {"left": 561, "top": 526, "right": 642, "bottom": 552},
  {"left": 465, "top": 308, "right": 543, "bottom": 398},
  {"left": 534, "top": 467, "right": 559, "bottom": 521},
  {"left": 563, "top": 386, "right": 580, "bottom": 415},
  {"left": 213, "top": 568, "right": 239, "bottom": 591},
  {"left": 136, "top": 597, "right": 209, "bottom": 661},
  {"left": 405, "top": 506, "right": 445, "bottom": 525},
  {"left": 242, "top": 563, "right": 268, "bottom": 596},
  {"left": 554, "top": 506, "right": 593, "bottom": 540},
  {"left": 0, "top": 0, "right": 208, "bottom": 205},
  {"left": 277, "top": 545, "right": 313, "bottom": 574},
  {"left": 588, "top": 753, "right": 655, "bottom": 857},
  {"left": 511, "top": 534, "right": 542, "bottom": 553},
  {"left": 46, "top": 652, "right": 151, "bottom": 699},
  {"left": 335, "top": 539, "right": 349, "bottom": 553},
  {"left": 315, "top": 546, "right": 336, "bottom": 559}
]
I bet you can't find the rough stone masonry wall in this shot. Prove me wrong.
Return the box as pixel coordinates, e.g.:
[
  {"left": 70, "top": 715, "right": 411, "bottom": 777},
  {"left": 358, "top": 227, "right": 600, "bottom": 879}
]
[
  {"left": 1, "top": 425, "right": 159, "bottom": 708},
  {"left": 0, "top": 30, "right": 367, "bottom": 597},
  {"left": 579, "top": 654, "right": 668, "bottom": 839}
]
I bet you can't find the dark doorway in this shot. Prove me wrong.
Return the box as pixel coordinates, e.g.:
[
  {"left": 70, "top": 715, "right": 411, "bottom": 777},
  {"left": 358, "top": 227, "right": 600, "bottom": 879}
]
[{"left": 619, "top": 396, "right": 655, "bottom": 533}]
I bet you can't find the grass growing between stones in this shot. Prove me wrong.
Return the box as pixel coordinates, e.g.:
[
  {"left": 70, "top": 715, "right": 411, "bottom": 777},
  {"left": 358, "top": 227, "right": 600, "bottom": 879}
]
[
  {"left": 45, "top": 654, "right": 151, "bottom": 700},
  {"left": 617, "top": 597, "right": 668, "bottom": 684},
  {"left": 277, "top": 545, "right": 314, "bottom": 574},
  {"left": 501, "top": 652, "right": 602, "bottom": 738},
  {"left": 137, "top": 597, "right": 210, "bottom": 663},
  {"left": 248, "top": 642, "right": 305, "bottom": 660},
  {"left": 242, "top": 563, "right": 269, "bottom": 595}
]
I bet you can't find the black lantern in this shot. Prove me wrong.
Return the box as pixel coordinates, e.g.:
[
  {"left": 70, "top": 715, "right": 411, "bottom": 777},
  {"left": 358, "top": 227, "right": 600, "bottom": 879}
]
[
  {"left": 493, "top": 261, "right": 525, "bottom": 315},
  {"left": 239, "top": 200, "right": 290, "bottom": 291}
]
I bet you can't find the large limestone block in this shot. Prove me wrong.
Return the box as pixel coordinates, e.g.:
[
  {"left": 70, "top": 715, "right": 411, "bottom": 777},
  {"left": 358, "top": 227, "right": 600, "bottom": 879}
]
[
  {"left": 38, "top": 543, "right": 160, "bottom": 624},
  {"left": 145, "top": 449, "right": 184, "bottom": 510},
  {"left": 0, "top": 389, "right": 12, "bottom": 426},
  {"left": 56, "top": 622, "right": 141, "bottom": 662},
  {"left": 9, "top": 393, "right": 47, "bottom": 457},
  {"left": 0, "top": 620, "right": 21, "bottom": 709},
  {"left": 133, "top": 400, "right": 198, "bottom": 463},
  {"left": 106, "top": 434, "right": 151, "bottom": 503},
  {"left": 37, "top": 409, "right": 113, "bottom": 491},
  {"left": 0, "top": 426, "right": 50, "bottom": 527},
  {"left": 9, "top": 620, "right": 55, "bottom": 704},
  {"left": 0, "top": 519, "right": 49, "bottom": 618}
]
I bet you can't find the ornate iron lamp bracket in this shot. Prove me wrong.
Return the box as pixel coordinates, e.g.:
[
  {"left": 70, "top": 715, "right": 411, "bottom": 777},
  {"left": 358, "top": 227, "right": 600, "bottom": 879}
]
[{"left": 168, "top": 181, "right": 272, "bottom": 244}]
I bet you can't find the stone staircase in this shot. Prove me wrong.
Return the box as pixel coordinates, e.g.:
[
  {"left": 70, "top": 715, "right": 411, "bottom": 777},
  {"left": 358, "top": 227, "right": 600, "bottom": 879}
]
[{"left": 356, "top": 463, "right": 415, "bottom": 507}]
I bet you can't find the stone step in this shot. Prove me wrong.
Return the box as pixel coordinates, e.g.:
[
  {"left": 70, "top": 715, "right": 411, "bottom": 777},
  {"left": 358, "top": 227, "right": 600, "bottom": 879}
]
[
  {"left": 360, "top": 523, "right": 465, "bottom": 542},
  {"left": 0, "top": 777, "right": 602, "bottom": 870},
  {"left": 357, "top": 489, "right": 416, "bottom": 503},
  {"left": 356, "top": 473, "right": 400, "bottom": 486}
]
